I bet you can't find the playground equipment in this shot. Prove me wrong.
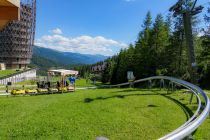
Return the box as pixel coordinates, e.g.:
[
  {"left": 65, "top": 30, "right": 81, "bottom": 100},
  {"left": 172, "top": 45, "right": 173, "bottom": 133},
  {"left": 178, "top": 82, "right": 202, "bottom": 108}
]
[
  {"left": 11, "top": 89, "right": 25, "bottom": 95},
  {"left": 47, "top": 69, "right": 78, "bottom": 93},
  {"left": 9, "top": 69, "right": 79, "bottom": 95}
]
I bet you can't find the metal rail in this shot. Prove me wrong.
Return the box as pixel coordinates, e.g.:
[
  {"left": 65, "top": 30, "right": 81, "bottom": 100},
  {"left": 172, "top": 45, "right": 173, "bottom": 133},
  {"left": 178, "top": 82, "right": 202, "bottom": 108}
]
[{"left": 98, "top": 76, "right": 210, "bottom": 140}]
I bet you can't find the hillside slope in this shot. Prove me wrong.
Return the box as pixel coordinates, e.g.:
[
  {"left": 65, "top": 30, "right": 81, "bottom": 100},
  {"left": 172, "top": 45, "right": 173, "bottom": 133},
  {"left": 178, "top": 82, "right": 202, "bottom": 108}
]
[{"left": 33, "top": 46, "right": 108, "bottom": 65}]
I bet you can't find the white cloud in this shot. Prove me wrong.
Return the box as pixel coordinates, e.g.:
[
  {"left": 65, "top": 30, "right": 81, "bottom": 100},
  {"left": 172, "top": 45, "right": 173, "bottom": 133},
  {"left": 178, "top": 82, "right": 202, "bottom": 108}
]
[
  {"left": 197, "top": 31, "right": 205, "bottom": 37},
  {"left": 50, "top": 28, "right": 63, "bottom": 34},
  {"left": 35, "top": 33, "right": 128, "bottom": 56}
]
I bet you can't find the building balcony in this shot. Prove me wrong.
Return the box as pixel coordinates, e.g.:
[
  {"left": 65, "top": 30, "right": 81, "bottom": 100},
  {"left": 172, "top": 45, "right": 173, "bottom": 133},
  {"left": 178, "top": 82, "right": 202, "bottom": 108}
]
[{"left": 0, "top": 0, "right": 20, "bottom": 29}]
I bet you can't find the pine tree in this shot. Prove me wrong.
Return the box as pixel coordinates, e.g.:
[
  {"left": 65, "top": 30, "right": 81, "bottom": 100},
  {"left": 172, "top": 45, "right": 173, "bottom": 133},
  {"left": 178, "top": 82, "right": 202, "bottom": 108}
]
[
  {"left": 198, "top": 4, "right": 210, "bottom": 88},
  {"left": 150, "top": 14, "right": 171, "bottom": 76},
  {"left": 134, "top": 11, "right": 155, "bottom": 79}
]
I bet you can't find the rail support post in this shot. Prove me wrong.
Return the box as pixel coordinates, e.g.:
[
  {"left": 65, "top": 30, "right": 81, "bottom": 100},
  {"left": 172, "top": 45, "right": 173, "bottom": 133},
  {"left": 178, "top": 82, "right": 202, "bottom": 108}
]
[
  {"left": 209, "top": 108, "right": 210, "bottom": 118},
  {"left": 185, "top": 134, "right": 194, "bottom": 140},
  {"left": 171, "top": 82, "right": 174, "bottom": 91},
  {"left": 189, "top": 92, "right": 194, "bottom": 104},
  {"left": 160, "top": 79, "right": 164, "bottom": 90},
  {"left": 167, "top": 81, "right": 174, "bottom": 94},
  {"left": 148, "top": 80, "right": 152, "bottom": 89},
  {"left": 129, "top": 81, "right": 134, "bottom": 88}
]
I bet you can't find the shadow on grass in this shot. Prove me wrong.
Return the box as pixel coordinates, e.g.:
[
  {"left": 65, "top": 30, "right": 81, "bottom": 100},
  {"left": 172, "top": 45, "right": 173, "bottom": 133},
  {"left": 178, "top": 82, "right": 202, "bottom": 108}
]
[
  {"left": 83, "top": 88, "right": 198, "bottom": 137},
  {"left": 84, "top": 89, "right": 194, "bottom": 121},
  {"left": 110, "top": 88, "right": 161, "bottom": 93},
  {"left": 149, "top": 90, "right": 194, "bottom": 120},
  {"left": 84, "top": 93, "right": 159, "bottom": 103},
  {"left": 161, "top": 95, "right": 193, "bottom": 120},
  {"left": 147, "top": 104, "right": 159, "bottom": 108}
]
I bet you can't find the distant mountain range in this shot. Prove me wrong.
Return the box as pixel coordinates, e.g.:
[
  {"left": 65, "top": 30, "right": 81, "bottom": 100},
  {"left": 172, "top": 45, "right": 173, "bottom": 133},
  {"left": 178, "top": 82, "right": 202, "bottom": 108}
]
[
  {"left": 31, "top": 46, "right": 108, "bottom": 75},
  {"left": 33, "top": 46, "right": 108, "bottom": 65}
]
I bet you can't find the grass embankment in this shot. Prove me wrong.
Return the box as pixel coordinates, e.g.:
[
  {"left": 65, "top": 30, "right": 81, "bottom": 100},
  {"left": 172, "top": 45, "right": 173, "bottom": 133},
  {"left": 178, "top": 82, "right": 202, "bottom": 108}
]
[
  {"left": 76, "top": 79, "right": 101, "bottom": 87},
  {"left": 0, "top": 88, "right": 188, "bottom": 140},
  {"left": 0, "top": 70, "right": 17, "bottom": 78}
]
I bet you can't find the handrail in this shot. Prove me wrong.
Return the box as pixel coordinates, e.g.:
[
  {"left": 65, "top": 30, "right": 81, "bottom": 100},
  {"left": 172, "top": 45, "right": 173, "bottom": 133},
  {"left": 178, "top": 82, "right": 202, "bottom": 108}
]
[{"left": 97, "top": 76, "right": 210, "bottom": 140}]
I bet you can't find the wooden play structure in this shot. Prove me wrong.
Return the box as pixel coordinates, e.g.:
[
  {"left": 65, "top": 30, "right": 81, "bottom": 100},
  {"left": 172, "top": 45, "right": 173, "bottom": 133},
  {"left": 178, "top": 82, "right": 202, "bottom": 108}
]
[
  {"left": 47, "top": 69, "right": 78, "bottom": 93},
  {"left": 11, "top": 69, "right": 79, "bottom": 95}
]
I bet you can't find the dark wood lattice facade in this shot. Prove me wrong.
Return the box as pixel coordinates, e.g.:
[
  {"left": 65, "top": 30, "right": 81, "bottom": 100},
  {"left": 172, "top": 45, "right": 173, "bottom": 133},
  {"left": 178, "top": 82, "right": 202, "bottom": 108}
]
[{"left": 0, "top": 0, "right": 36, "bottom": 69}]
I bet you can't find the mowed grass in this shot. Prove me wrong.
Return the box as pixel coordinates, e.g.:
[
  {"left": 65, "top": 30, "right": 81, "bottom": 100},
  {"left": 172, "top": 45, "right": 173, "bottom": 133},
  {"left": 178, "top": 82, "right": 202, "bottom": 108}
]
[
  {"left": 193, "top": 92, "right": 210, "bottom": 140},
  {"left": 75, "top": 79, "right": 101, "bottom": 87},
  {"left": 0, "top": 70, "right": 17, "bottom": 77},
  {"left": 167, "top": 90, "right": 210, "bottom": 140},
  {"left": 14, "top": 80, "right": 37, "bottom": 85},
  {"left": 0, "top": 88, "right": 188, "bottom": 140}
]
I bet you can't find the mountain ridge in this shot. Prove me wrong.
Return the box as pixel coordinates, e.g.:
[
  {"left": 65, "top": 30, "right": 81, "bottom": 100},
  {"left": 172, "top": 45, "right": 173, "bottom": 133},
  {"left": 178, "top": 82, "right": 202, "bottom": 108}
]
[
  {"left": 33, "top": 46, "right": 108, "bottom": 65},
  {"left": 31, "top": 46, "right": 108, "bottom": 75}
]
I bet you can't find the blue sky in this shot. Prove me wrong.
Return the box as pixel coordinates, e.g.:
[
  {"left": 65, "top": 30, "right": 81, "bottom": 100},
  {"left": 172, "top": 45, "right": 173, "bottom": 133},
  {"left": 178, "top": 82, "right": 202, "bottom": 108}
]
[{"left": 35, "top": 0, "right": 208, "bottom": 56}]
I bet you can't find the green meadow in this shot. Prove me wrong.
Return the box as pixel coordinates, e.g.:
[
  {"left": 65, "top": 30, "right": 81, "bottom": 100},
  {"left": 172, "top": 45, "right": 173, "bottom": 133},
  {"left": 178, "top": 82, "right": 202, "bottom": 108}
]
[{"left": 0, "top": 88, "right": 209, "bottom": 139}]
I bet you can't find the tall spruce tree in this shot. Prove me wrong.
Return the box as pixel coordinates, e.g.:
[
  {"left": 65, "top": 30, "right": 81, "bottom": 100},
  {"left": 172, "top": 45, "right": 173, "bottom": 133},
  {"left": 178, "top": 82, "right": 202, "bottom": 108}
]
[
  {"left": 134, "top": 11, "right": 155, "bottom": 79},
  {"left": 152, "top": 14, "right": 171, "bottom": 75}
]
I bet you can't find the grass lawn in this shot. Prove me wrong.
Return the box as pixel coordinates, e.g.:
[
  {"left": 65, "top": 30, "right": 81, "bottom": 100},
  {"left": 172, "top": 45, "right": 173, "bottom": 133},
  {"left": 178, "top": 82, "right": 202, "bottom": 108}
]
[
  {"left": 0, "top": 88, "right": 190, "bottom": 140},
  {"left": 75, "top": 79, "right": 101, "bottom": 87},
  {"left": 204, "top": 90, "right": 210, "bottom": 94},
  {"left": 168, "top": 90, "right": 210, "bottom": 140},
  {"left": 0, "top": 70, "right": 17, "bottom": 78},
  {"left": 14, "top": 80, "right": 37, "bottom": 85},
  {"left": 193, "top": 92, "right": 210, "bottom": 140},
  {"left": 0, "top": 88, "right": 209, "bottom": 139}
]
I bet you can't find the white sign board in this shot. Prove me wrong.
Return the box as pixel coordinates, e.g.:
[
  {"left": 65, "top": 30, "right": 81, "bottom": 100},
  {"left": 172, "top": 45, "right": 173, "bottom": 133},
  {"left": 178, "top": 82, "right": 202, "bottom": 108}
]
[{"left": 127, "top": 71, "right": 135, "bottom": 81}]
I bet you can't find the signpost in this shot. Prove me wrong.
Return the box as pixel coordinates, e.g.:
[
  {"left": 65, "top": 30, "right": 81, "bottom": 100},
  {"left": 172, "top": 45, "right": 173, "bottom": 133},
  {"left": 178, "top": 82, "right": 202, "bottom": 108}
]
[{"left": 127, "top": 71, "right": 135, "bottom": 88}]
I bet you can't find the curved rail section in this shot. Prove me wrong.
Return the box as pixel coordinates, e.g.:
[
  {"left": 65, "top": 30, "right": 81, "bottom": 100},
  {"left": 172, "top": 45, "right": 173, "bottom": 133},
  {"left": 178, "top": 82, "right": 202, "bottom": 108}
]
[{"left": 95, "top": 76, "right": 210, "bottom": 140}]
